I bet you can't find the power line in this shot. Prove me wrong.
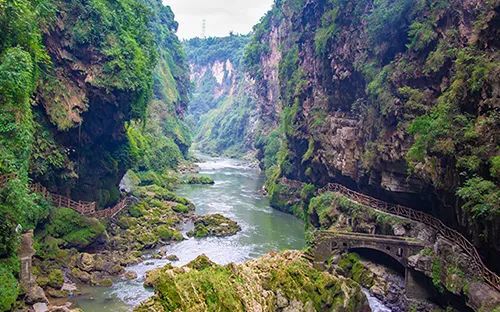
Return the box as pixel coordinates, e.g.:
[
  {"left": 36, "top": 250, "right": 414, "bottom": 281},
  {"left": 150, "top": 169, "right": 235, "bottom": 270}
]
[{"left": 202, "top": 19, "right": 206, "bottom": 38}]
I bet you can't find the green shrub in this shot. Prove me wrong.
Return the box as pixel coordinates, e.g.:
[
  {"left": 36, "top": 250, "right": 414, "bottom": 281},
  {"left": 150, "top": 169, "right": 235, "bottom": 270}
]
[
  {"left": 490, "top": 156, "right": 500, "bottom": 179},
  {"left": 456, "top": 177, "right": 499, "bottom": 220},
  {"left": 48, "top": 269, "right": 64, "bottom": 288},
  {"left": 129, "top": 203, "right": 147, "bottom": 218},
  {"left": 0, "top": 259, "right": 19, "bottom": 311},
  {"left": 431, "top": 258, "right": 444, "bottom": 292}
]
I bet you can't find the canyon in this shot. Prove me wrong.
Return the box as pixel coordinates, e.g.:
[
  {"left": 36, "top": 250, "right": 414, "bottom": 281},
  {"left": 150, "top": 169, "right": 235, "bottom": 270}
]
[{"left": 0, "top": 0, "right": 498, "bottom": 311}]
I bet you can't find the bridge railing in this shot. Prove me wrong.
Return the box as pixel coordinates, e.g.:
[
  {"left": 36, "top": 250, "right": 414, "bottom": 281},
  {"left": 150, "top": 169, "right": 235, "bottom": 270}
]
[{"left": 319, "top": 183, "right": 500, "bottom": 291}]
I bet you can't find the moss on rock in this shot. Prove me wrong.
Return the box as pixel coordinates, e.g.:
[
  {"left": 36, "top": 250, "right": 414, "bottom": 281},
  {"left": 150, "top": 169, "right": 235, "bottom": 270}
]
[
  {"left": 187, "top": 214, "right": 241, "bottom": 238},
  {"left": 135, "top": 251, "right": 369, "bottom": 312},
  {"left": 182, "top": 175, "right": 215, "bottom": 185}
]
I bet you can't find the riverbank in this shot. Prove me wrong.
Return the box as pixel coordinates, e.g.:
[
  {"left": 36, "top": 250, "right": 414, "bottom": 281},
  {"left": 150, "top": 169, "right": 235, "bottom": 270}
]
[{"left": 67, "top": 155, "right": 306, "bottom": 311}]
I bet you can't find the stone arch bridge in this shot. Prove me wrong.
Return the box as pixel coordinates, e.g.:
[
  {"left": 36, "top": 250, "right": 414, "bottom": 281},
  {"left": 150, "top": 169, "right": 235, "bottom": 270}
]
[{"left": 308, "top": 231, "right": 429, "bottom": 299}]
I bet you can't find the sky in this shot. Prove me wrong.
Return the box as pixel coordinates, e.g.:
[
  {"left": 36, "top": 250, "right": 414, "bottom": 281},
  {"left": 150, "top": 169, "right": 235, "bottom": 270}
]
[{"left": 164, "top": 0, "right": 274, "bottom": 39}]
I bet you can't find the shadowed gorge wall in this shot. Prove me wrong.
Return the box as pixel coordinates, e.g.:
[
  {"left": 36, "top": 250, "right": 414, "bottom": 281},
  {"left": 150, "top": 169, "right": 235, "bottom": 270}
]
[
  {"left": 244, "top": 0, "right": 500, "bottom": 271},
  {"left": 29, "top": 0, "right": 191, "bottom": 206}
]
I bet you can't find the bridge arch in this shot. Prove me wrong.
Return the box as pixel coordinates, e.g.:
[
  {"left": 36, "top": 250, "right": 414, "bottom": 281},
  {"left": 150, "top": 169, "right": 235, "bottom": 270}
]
[{"left": 347, "top": 247, "right": 406, "bottom": 276}]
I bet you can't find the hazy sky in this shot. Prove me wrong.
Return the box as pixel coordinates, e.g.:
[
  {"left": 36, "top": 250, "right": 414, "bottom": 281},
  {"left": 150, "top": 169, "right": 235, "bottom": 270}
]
[{"left": 164, "top": 0, "right": 274, "bottom": 39}]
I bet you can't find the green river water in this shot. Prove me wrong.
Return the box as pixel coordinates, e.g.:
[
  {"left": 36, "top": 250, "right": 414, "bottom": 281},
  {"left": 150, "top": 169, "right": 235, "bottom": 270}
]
[{"left": 70, "top": 155, "right": 307, "bottom": 311}]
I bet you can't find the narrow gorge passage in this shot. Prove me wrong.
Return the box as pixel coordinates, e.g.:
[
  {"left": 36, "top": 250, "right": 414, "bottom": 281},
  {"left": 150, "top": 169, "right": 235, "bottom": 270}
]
[{"left": 1, "top": 0, "right": 498, "bottom": 311}]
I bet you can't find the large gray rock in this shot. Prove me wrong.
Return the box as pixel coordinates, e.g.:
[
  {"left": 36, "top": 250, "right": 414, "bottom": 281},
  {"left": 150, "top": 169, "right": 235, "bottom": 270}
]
[
  {"left": 76, "top": 253, "right": 95, "bottom": 272},
  {"left": 33, "top": 303, "right": 48, "bottom": 312},
  {"left": 466, "top": 282, "right": 500, "bottom": 312},
  {"left": 25, "top": 285, "right": 48, "bottom": 304}
]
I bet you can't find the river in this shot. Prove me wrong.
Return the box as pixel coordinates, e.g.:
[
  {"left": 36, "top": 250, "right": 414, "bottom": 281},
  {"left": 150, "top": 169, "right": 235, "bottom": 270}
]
[{"left": 70, "top": 155, "right": 391, "bottom": 311}]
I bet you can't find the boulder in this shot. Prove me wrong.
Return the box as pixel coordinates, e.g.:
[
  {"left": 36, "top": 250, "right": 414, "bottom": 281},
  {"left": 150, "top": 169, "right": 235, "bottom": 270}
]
[
  {"left": 90, "top": 272, "right": 113, "bottom": 287},
  {"left": 47, "top": 288, "right": 69, "bottom": 298},
  {"left": 124, "top": 271, "right": 138, "bottom": 280},
  {"left": 166, "top": 255, "right": 179, "bottom": 261},
  {"left": 26, "top": 285, "right": 48, "bottom": 304},
  {"left": 33, "top": 303, "right": 49, "bottom": 312},
  {"left": 76, "top": 253, "right": 95, "bottom": 272},
  {"left": 276, "top": 290, "right": 289, "bottom": 308},
  {"left": 466, "top": 282, "right": 500, "bottom": 311},
  {"left": 70, "top": 268, "right": 91, "bottom": 283}
]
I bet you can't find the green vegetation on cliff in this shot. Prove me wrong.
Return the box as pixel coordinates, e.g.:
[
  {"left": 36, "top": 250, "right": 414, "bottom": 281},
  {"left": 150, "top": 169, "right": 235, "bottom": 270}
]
[
  {"left": 244, "top": 0, "right": 500, "bottom": 267},
  {"left": 184, "top": 35, "right": 256, "bottom": 158},
  {"left": 0, "top": 0, "right": 191, "bottom": 307}
]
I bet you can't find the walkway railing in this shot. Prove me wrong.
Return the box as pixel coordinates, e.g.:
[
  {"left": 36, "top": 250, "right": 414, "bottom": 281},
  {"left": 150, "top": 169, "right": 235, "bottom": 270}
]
[
  {"left": 0, "top": 174, "right": 129, "bottom": 219},
  {"left": 90, "top": 197, "right": 129, "bottom": 219},
  {"left": 31, "top": 183, "right": 97, "bottom": 215},
  {"left": 319, "top": 183, "right": 500, "bottom": 291}
]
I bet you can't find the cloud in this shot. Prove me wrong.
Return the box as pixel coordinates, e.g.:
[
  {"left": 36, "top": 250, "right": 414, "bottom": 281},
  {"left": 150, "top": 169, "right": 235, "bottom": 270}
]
[{"left": 164, "top": 0, "right": 274, "bottom": 39}]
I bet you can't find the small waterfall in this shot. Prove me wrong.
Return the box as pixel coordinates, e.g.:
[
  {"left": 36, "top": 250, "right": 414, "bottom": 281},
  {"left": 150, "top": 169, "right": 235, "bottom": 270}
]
[{"left": 362, "top": 288, "right": 392, "bottom": 312}]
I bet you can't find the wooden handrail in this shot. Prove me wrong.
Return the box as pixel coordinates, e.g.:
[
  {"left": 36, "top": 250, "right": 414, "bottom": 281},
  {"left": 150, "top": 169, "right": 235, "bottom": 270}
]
[
  {"left": 0, "top": 174, "right": 128, "bottom": 219},
  {"left": 319, "top": 183, "right": 500, "bottom": 291}
]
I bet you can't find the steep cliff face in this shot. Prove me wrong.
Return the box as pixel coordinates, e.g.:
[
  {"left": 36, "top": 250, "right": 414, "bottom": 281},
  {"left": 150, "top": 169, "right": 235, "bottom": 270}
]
[
  {"left": 30, "top": 0, "right": 190, "bottom": 206},
  {"left": 184, "top": 35, "right": 258, "bottom": 157},
  {"left": 245, "top": 0, "right": 499, "bottom": 269}
]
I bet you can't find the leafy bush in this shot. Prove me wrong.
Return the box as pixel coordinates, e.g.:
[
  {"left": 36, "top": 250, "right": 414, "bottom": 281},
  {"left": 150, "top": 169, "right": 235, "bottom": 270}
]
[
  {"left": 456, "top": 178, "right": 499, "bottom": 220},
  {"left": 48, "top": 269, "right": 64, "bottom": 288},
  {"left": 314, "top": 6, "right": 339, "bottom": 55},
  {"left": 0, "top": 259, "right": 19, "bottom": 312},
  {"left": 184, "top": 34, "right": 250, "bottom": 66},
  {"left": 407, "top": 21, "right": 437, "bottom": 51}
]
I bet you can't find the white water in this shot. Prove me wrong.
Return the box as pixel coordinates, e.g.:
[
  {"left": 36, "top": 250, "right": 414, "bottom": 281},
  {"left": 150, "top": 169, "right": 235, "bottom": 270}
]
[{"left": 363, "top": 289, "right": 393, "bottom": 312}]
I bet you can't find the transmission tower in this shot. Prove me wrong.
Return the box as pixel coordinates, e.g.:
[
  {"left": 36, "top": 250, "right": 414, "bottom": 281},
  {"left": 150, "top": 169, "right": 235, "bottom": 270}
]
[{"left": 202, "top": 19, "right": 206, "bottom": 38}]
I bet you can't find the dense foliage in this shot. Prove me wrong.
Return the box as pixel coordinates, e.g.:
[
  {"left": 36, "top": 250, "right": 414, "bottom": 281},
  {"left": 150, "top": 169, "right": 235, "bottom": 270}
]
[
  {"left": 0, "top": 0, "right": 52, "bottom": 306},
  {"left": 184, "top": 34, "right": 250, "bottom": 65},
  {"left": 0, "top": 0, "right": 191, "bottom": 307}
]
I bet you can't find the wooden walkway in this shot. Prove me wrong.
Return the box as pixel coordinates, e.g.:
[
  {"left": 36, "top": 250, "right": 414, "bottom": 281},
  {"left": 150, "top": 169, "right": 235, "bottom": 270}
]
[
  {"left": 0, "top": 174, "right": 129, "bottom": 219},
  {"left": 319, "top": 183, "right": 500, "bottom": 291}
]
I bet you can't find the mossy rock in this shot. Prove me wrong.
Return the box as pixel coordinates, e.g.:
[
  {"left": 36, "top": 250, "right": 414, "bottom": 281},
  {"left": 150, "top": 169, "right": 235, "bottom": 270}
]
[
  {"left": 172, "top": 203, "right": 190, "bottom": 214},
  {"left": 47, "top": 288, "right": 68, "bottom": 298},
  {"left": 45, "top": 208, "right": 105, "bottom": 249},
  {"left": 135, "top": 251, "right": 368, "bottom": 312},
  {"left": 129, "top": 203, "right": 147, "bottom": 218},
  {"left": 155, "top": 225, "right": 183, "bottom": 241},
  {"left": 338, "top": 253, "right": 375, "bottom": 288},
  {"left": 183, "top": 175, "right": 215, "bottom": 185},
  {"left": 187, "top": 214, "right": 241, "bottom": 238},
  {"left": 48, "top": 269, "right": 64, "bottom": 289},
  {"left": 186, "top": 254, "right": 216, "bottom": 270}
]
